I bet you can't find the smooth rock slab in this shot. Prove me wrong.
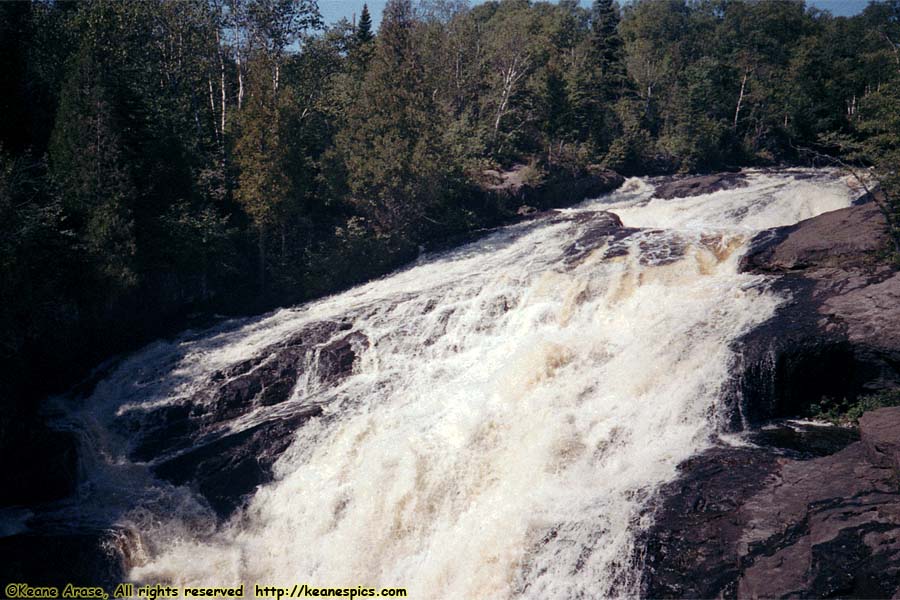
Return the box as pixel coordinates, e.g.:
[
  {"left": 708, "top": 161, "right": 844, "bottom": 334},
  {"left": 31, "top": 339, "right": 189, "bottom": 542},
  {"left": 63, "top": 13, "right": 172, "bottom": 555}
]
[
  {"left": 730, "top": 198, "right": 900, "bottom": 426},
  {"left": 122, "top": 320, "right": 366, "bottom": 517},
  {"left": 643, "top": 197, "right": 900, "bottom": 597},
  {"left": 860, "top": 407, "right": 900, "bottom": 477},
  {"left": 653, "top": 172, "right": 748, "bottom": 200},
  {"left": 640, "top": 427, "right": 900, "bottom": 599},
  {"left": 153, "top": 406, "right": 323, "bottom": 517}
]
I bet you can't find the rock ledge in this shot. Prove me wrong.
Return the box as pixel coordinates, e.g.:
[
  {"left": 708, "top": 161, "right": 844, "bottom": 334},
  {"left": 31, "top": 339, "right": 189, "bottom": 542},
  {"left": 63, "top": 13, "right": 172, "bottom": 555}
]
[{"left": 641, "top": 196, "right": 900, "bottom": 598}]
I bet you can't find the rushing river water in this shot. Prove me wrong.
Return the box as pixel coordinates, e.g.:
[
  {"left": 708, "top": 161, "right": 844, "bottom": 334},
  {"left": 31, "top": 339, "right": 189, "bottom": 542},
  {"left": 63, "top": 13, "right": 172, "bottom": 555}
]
[{"left": 49, "top": 169, "right": 857, "bottom": 598}]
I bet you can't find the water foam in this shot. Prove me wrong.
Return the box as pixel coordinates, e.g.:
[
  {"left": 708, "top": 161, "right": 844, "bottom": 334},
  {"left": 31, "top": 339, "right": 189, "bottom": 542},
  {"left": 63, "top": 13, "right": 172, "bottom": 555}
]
[{"left": 62, "top": 169, "right": 857, "bottom": 598}]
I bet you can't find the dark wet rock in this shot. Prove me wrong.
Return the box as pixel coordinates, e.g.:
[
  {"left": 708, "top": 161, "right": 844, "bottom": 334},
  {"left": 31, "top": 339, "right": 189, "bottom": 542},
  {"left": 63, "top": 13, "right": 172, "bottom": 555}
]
[
  {"left": 153, "top": 406, "right": 323, "bottom": 517},
  {"left": 202, "top": 320, "right": 353, "bottom": 420},
  {"left": 724, "top": 285, "right": 857, "bottom": 427},
  {"left": 552, "top": 211, "right": 637, "bottom": 266},
  {"left": 123, "top": 320, "right": 365, "bottom": 516},
  {"left": 126, "top": 403, "right": 197, "bottom": 463},
  {"left": 318, "top": 331, "right": 368, "bottom": 384},
  {"left": 728, "top": 199, "right": 900, "bottom": 427},
  {"left": 643, "top": 198, "right": 900, "bottom": 597},
  {"left": 638, "top": 235, "right": 687, "bottom": 266},
  {"left": 639, "top": 446, "right": 781, "bottom": 599},
  {"left": 0, "top": 319, "right": 363, "bottom": 587},
  {"left": 128, "top": 320, "right": 365, "bottom": 462},
  {"left": 748, "top": 420, "right": 860, "bottom": 459},
  {"left": 653, "top": 172, "right": 748, "bottom": 200},
  {"left": 641, "top": 414, "right": 900, "bottom": 599},
  {"left": 483, "top": 164, "right": 624, "bottom": 210}
]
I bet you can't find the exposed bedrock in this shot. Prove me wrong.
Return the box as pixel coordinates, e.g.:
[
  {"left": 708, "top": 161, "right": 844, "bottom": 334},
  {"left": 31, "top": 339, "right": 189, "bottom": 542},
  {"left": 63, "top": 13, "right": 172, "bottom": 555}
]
[
  {"left": 640, "top": 411, "right": 900, "bottom": 599},
  {"left": 123, "top": 319, "right": 368, "bottom": 518},
  {"left": 641, "top": 197, "right": 900, "bottom": 597},
  {"left": 729, "top": 198, "right": 900, "bottom": 427},
  {"left": 0, "top": 320, "right": 370, "bottom": 586},
  {"left": 652, "top": 172, "right": 748, "bottom": 200}
]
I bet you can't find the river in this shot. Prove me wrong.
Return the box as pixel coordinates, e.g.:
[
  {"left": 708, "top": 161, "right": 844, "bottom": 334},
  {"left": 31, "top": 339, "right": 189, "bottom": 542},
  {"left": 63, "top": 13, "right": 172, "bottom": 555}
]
[{"left": 48, "top": 168, "right": 857, "bottom": 598}]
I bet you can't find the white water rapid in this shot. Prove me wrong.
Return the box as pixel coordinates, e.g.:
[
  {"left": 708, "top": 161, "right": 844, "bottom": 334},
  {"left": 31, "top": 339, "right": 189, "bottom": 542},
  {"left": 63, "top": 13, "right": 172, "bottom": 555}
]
[{"left": 55, "top": 169, "right": 858, "bottom": 598}]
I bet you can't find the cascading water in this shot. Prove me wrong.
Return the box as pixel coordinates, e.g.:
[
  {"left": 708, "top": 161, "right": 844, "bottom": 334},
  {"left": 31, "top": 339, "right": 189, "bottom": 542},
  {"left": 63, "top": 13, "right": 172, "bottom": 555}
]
[{"left": 47, "top": 169, "right": 858, "bottom": 598}]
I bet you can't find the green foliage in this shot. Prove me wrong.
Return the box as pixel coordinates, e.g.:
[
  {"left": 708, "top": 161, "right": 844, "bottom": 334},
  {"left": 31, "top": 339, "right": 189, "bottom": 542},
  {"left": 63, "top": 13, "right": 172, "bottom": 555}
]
[
  {"left": 810, "top": 390, "right": 900, "bottom": 426},
  {"left": 854, "top": 76, "right": 900, "bottom": 250},
  {"left": 356, "top": 4, "right": 374, "bottom": 45},
  {"left": 49, "top": 43, "right": 137, "bottom": 289},
  {"left": 333, "top": 0, "right": 455, "bottom": 237},
  {"left": 3, "top": 0, "right": 900, "bottom": 407}
]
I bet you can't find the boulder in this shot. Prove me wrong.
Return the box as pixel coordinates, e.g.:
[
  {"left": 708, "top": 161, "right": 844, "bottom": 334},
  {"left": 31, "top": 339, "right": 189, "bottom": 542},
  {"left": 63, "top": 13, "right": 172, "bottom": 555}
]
[
  {"left": 653, "top": 172, "right": 748, "bottom": 200},
  {"left": 483, "top": 164, "right": 624, "bottom": 210},
  {"left": 741, "top": 200, "right": 890, "bottom": 272}
]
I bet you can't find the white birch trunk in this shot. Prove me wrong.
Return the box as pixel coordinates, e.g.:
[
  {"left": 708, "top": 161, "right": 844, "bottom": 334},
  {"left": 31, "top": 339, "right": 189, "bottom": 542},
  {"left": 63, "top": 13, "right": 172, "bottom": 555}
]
[{"left": 734, "top": 72, "right": 748, "bottom": 129}]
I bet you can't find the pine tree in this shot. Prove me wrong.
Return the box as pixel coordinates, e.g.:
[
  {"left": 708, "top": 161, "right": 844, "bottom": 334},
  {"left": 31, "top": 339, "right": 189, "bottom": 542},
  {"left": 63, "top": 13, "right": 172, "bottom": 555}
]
[
  {"left": 590, "top": 0, "right": 627, "bottom": 89},
  {"left": 356, "top": 3, "right": 374, "bottom": 45},
  {"left": 49, "top": 44, "right": 137, "bottom": 289},
  {"left": 335, "top": 0, "right": 448, "bottom": 237},
  {"left": 574, "top": 0, "right": 629, "bottom": 152}
]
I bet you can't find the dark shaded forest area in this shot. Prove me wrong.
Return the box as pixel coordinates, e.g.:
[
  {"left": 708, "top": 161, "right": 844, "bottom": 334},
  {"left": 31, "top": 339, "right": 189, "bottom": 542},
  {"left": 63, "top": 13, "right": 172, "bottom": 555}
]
[{"left": 1, "top": 0, "right": 899, "bottom": 504}]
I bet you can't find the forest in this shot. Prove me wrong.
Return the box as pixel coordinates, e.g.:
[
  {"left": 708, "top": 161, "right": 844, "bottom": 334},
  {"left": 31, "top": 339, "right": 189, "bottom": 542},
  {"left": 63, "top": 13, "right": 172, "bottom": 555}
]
[{"left": 1, "top": 0, "right": 899, "bottom": 463}]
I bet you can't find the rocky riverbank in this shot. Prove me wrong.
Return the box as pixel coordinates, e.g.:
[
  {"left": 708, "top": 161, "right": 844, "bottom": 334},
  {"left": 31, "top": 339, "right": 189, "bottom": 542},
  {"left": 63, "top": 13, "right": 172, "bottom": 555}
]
[{"left": 641, "top": 183, "right": 900, "bottom": 598}]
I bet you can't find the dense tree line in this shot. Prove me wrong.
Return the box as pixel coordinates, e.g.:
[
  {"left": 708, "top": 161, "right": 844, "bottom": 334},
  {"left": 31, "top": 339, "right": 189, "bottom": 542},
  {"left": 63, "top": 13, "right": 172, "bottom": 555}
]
[{"left": 1, "top": 0, "right": 899, "bottom": 445}]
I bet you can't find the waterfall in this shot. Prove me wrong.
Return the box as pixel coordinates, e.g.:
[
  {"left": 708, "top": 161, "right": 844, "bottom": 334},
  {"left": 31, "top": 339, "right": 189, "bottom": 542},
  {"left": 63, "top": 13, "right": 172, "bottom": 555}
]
[{"left": 52, "top": 169, "right": 857, "bottom": 598}]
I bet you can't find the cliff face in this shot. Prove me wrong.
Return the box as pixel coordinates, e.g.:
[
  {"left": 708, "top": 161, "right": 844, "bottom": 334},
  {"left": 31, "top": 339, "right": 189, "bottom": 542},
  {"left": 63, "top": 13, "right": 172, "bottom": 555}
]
[{"left": 641, "top": 195, "right": 900, "bottom": 598}]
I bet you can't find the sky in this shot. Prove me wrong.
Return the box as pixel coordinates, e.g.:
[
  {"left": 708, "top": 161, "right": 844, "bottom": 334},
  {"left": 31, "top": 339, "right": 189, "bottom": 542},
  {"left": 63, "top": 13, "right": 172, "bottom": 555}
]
[{"left": 317, "top": 0, "right": 872, "bottom": 29}]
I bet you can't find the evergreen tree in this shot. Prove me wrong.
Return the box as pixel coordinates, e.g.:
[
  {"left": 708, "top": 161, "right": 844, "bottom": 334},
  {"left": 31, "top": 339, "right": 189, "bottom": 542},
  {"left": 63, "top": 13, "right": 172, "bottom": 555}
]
[
  {"left": 590, "top": 0, "right": 627, "bottom": 89},
  {"left": 49, "top": 44, "right": 137, "bottom": 289},
  {"left": 356, "top": 4, "right": 374, "bottom": 45},
  {"left": 334, "top": 0, "right": 449, "bottom": 237},
  {"left": 9, "top": 0, "right": 900, "bottom": 464},
  {"left": 543, "top": 65, "right": 574, "bottom": 162},
  {"left": 232, "top": 0, "right": 322, "bottom": 295},
  {"left": 571, "top": 0, "right": 628, "bottom": 153}
]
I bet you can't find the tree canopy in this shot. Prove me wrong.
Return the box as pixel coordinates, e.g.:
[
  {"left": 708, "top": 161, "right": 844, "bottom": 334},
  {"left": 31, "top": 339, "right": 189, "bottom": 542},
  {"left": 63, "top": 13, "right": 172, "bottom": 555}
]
[{"left": 2, "top": 0, "right": 900, "bottom": 408}]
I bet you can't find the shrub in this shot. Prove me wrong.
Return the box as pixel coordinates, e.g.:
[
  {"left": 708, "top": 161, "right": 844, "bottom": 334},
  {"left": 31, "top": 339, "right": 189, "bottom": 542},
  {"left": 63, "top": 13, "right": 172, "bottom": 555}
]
[{"left": 809, "top": 389, "right": 900, "bottom": 426}]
